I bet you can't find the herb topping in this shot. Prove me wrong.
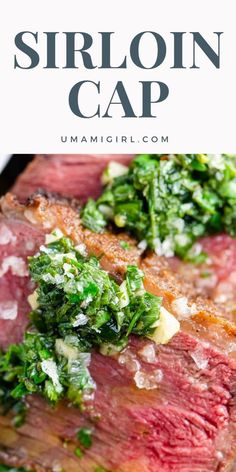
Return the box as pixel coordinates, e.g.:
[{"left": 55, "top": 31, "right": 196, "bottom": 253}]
[
  {"left": 0, "top": 232, "right": 162, "bottom": 412},
  {"left": 82, "top": 154, "right": 236, "bottom": 259}
]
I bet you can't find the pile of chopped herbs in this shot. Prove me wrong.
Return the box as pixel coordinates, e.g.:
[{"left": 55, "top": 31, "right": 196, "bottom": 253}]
[
  {"left": 0, "top": 233, "right": 162, "bottom": 414},
  {"left": 82, "top": 154, "right": 236, "bottom": 260}
]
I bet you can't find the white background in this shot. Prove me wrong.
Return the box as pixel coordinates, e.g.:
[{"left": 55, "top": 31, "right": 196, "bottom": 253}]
[{"left": 0, "top": 0, "right": 235, "bottom": 153}]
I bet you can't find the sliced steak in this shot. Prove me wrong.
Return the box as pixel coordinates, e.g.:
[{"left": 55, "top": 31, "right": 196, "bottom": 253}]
[
  {"left": 0, "top": 219, "right": 44, "bottom": 347},
  {"left": 169, "top": 235, "right": 236, "bottom": 322},
  {"left": 12, "top": 154, "right": 134, "bottom": 203},
  {"left": 0, "top": 194, "right": 236, "bottom": 472},
  {"left": 1, "top": 335, "right": 236, "bottom": 472},
  {"left": 12, "top": 155, "right": 236, "bottom": 322}
]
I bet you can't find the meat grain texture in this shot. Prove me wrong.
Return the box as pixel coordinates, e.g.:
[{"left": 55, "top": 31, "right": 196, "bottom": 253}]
[
  {"left": 0, "top": 155, "right": 236, "bottom": 472},
  {"left": 170, "top": 235, "right": 236, "bottom": 322},
  {"left": 12, "top": 154, "right": 134, "bottom": 203}
]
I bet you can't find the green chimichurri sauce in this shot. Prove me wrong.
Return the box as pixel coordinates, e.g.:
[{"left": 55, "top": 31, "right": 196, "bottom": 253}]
[
  {"left": 0, "top": 233, "right": 162, "bottom": 414},
  {"left": 82, "top": 154, "right": 236, "bottom": 260}
]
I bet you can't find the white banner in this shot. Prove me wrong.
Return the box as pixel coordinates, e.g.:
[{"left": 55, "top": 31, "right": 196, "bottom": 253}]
[{"left": 0, "top": 0, "right": 235, "bottom": 153}]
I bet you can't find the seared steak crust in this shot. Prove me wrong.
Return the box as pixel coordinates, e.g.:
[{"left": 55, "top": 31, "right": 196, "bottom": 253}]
[{"left": 0, "top": 194, "right": 236, "bottom": 471}]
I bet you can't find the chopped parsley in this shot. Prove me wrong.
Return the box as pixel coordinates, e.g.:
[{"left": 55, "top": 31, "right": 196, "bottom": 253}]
[
  {"left": 81, "top": 199, "right": 107, "bottom": 233},
  {"left": 82, "top": 154, "right": 236, "bottom": 259},
  {"left": 75, "top": 427, "right": 92, "bottom": 459},
  {"left": 0, "top": 346, "right": 28, "bottom": 428},
  {"left": 77, "top": 427, "right": 93, "bottom": 448},
  {"left": 0, "top": 234, "right": 162, "bottom": 414},
  {"left": 74, "top": 447, "right": 83, "bottom": 458}
]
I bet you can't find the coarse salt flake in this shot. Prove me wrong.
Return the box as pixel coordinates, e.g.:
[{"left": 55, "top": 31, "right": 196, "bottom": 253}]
[
  {"left": 134, "top": 369, "right": 163, "bottom": 390},
  {"left": 118, "top": 349, "right": 140, "bottom": 373},
  {"left": 0, "top": 300, "right": 18, "bottom": 320},
  {"left": 138, "top": 344, "right": 156, "bottom": 363},
  {"left": 0, "top": 225, "right": 16, "bottom": 245},
  {"left": 0, "top": 256, "right": 28, "bottom": 278},
  {"left": 171, "top": 297, "right": 197, "bottom": 319},
  {"left": 190, "top": 347, "right": 209, "bottom": 370}
]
